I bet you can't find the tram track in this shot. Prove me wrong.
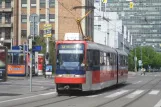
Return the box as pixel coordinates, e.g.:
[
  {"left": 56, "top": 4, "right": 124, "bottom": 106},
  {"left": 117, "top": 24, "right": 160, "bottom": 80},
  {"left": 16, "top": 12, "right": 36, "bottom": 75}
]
[
  {"left": 95, "top": 77, "right": 161, "bottom": 107},
  {"left": 6, "top": 92, "right": 81, "bottom": 107}
]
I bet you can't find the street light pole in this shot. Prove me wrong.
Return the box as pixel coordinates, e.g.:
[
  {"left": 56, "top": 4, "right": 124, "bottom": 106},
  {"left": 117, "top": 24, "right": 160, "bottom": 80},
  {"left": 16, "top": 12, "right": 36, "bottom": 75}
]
[
  {"left": 46, "top": 0, "right": 50, "bottom": 65},
  {"left": 134, "top": 46, "right": 137, "bottom": 72}
]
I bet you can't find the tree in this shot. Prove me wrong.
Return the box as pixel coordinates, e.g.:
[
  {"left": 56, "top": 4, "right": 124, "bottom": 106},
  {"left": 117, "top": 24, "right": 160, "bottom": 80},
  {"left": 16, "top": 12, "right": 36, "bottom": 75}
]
[{"left": 128, "top": 46, "right": 161, "bottom": 71}]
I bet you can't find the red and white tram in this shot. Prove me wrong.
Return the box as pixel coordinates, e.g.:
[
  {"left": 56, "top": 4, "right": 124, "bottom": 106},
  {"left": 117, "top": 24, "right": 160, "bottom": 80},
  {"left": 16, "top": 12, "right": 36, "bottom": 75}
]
[{"left": 54, "top": 40, "right": 128, "bottom": 94}]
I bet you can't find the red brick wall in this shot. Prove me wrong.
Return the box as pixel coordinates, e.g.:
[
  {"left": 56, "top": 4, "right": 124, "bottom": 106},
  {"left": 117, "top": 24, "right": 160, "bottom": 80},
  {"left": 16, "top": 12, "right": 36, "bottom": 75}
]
[{"left": 58, "top": 0, "right": 83, "bottom": 40}]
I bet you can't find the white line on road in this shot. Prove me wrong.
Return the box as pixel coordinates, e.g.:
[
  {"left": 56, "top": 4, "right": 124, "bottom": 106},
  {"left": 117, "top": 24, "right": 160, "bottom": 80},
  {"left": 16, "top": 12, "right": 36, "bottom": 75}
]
[
  {"left": 0, "top": 92, "right": 56, "bottom": 104},
  {"left": 126, "top": 90, "right": 144, "bottom": 98},
  {"left": 134, "top": 81, "right": 142, "bottom": 84},
  {"left": 105, "top": 90, "right": 129, "bottom": 98},
  {"left": 40, "top": 92, "right": 56, "bottom": 96},
  {"left": 154, "top": 99, "right": 161, "bottom": 107},
  {"left": 149, "top": 90, "right": 160, "bottom": 95},
  {"left": 86, "top": 94, "right": 102, "bottom": 98}
]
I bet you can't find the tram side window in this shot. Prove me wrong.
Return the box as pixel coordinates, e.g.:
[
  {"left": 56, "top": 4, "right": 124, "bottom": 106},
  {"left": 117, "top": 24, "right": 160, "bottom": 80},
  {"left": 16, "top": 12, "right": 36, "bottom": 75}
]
[
  {"left": 113, "top": 54, "right": 116, "bottom": 65},
  {"left": 19, "top": 55, "right": 24, "bottom": 64},
  {"left": 110, "top": 53, "right": 114, "bottom": 66},
  {"left": 103, "top": 52, "right": 106, "bottom": 65},
  {"left": 100, "top": 51, "right": 104, "bottom": 65},
  {"left": 93, "top": 50, "right": 100, "bottom": 66},
  {"left": 87, "top": 50, "right": 93, "bottom": 66},
  {"left": 106, "top": 53, "right": 110, "bottom": 66}
]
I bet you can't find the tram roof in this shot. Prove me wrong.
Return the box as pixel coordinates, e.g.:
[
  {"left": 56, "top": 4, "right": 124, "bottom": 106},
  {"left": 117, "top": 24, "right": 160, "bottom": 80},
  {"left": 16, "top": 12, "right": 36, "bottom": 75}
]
[
  {"left": 115, "top": 49, "right": 128, "bottom": 56},
  {"left": 87, "top": 42, "right": 117, "bottom": 53}
]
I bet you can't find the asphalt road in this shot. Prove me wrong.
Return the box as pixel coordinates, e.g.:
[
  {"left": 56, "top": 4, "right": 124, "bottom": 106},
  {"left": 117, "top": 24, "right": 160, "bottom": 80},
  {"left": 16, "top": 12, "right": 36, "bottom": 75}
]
[{"left": 1, "top": 72, "right": 161, "bottom": 107}]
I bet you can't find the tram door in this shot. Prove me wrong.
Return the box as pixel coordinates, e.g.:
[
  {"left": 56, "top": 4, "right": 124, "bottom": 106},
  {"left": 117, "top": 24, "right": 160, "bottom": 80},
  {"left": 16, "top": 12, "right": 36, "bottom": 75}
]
[{"left": 0, "top": 46, "right": 7, "bottom": 81}]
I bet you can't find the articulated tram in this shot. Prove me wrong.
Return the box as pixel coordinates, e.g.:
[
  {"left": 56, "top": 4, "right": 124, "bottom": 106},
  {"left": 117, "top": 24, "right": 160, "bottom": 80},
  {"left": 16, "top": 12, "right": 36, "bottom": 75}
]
[{"left": 54, "top": 40, "right": 128, "bottom": 94}]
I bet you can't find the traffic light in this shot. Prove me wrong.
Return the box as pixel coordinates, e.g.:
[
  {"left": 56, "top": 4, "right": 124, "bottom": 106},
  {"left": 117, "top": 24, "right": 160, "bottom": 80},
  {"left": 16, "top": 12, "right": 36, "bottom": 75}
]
[
  {"left": 46, "top": 52, "right": 49, "bottom": 60},
  {"left": 32, "top": 40, "right": 36, "bottom": 46}
]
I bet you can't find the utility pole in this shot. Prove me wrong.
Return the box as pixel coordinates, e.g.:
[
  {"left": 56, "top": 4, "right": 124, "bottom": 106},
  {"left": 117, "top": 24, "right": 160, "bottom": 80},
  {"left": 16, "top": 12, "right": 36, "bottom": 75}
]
[{"left": 45, "top": 0, "right": 50, "bottom": 65}]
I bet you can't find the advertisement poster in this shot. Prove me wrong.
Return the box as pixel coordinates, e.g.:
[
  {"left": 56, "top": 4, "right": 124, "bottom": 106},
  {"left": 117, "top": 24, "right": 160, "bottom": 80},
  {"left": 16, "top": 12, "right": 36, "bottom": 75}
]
[
  {"left": 7, "top": 65, "right": 25, "bottom": 76},
  {"left": 45, "top": 65, "right": 52, "bottom": 75},
  {"left": 0, "top": 48, "right": 6, "bottom": 80}
]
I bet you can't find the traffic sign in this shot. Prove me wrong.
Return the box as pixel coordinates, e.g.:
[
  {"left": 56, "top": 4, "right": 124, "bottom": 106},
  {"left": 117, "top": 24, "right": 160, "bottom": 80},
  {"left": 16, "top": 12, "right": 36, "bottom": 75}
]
[
  {"left": 138, "top": 60, "right": 142, "bottom": 66},
  {"left": 30, "top": 22, "right": 38, "bottom": 36},
  {"left": 43, "top": 24, "right": 52, "bottom": 38},
  {"left": 29, "top": 14, "right": 39, "bottom": 23},
  {"left": 102, "top": 0, "right": 107, "bottom": 3},
  {"left": 129, "top": 2, "right": 134, "bottom": 8},
  {"left": 29, "top": 14, "right": 39, "bottom": 37},
  {"left": 32, "top": 46, "right": 42, "bottom": 52}
]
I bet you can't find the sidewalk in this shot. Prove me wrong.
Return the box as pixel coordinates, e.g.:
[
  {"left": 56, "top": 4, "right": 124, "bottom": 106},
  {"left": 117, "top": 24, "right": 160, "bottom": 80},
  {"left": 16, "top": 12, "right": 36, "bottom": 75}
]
[{"left": 0, "top": 76, "right": 56, "bottom": 101}]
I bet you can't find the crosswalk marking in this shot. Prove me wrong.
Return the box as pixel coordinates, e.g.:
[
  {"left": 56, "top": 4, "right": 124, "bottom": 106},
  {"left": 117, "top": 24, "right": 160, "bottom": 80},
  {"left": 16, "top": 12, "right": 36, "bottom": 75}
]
[
  {"left": 149, "top": 90, "right": 160, "bottom": 95},
  {"left": 126, "top": 90, "right": 144, "bottom": 98},
  {"left": 154, "top": 99, "right": 161, "bottom": 107},
  {"left": 86, "top": 89, "right": 160, "bottom": 99},
  {"left": 134, "top": 81, "right": 142, "bottom": 84},
  {"left": 105, "top": 90, "right": 129, "bottom": 98}
]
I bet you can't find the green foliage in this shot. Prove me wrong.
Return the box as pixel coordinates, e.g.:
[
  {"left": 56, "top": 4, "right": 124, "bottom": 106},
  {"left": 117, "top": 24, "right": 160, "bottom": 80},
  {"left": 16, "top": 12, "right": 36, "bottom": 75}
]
[{"left": 128, "top": 46, "right": 161, "bottom": 71}]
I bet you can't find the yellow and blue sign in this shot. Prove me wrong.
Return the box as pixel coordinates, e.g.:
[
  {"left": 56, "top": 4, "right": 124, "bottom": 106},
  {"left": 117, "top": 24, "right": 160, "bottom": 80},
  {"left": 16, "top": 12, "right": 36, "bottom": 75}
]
[
  {"left": 130, "top": 2, "right": 134, "bottom": 8},
  {"left": 102, "top": 0, "right": 108, "bottom": 3},
  {"left": 43, "top": 24, "right": 52, "bottom": 38}
]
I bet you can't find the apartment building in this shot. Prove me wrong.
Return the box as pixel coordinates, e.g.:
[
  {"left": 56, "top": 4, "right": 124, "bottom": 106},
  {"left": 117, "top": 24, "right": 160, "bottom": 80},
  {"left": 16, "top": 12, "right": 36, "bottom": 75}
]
[
  {"left": 18, "top": 0, "right": 55, "bottom": 45},
  {"left": 0, "top": 0, "right": 14, "bottom": 48}
]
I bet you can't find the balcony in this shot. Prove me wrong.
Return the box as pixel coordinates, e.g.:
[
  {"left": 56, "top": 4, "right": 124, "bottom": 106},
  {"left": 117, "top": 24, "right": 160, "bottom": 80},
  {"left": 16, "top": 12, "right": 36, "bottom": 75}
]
[
  {"left": 0, "top": 23, "right": 12, "bottom": 27},
  {"left": 0, "top": 3, "right": 13, "bottom": 12}
]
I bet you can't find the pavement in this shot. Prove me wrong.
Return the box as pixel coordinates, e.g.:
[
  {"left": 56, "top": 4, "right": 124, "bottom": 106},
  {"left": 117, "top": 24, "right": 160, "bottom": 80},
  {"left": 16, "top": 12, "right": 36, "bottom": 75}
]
[{"left": 0, "top": 76, "right": 56, "bottom": 101}]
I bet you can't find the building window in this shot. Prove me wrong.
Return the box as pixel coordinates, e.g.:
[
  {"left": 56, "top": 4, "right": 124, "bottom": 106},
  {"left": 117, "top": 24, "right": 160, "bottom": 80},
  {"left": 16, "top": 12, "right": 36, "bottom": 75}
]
[
  {"left": 40, "top": 14, "right": 45, "bottom": 22},
  {"left": 0, "top": 0, "right": 2, "bottom": 8},
  {"left": 31, "top": 0, "right": 36, "bottom": 7},
  {"left": 40, "top": 30, "right": 44, "bottom": 36},
  {"left": 49, "top": 14, "right": 55, "bottom": 22},
  {"left": 21, "top": 0, "right": 27, "bottom": 8},
  {"left": 40, "top": 0, "right": 45, "bottom": 8},
  {"left": 5, "top": 0, "right": 11, "bottom": 8},
  {"left": 49, "top": 0, "right": 55, "bottom": 7},
  {"left": 5, "top": 28, "right": 11, "bottom": 39},
  {"left": 21, "top": 30, "right": 27, "bottom": 38},
  {"left": 5, "top": 13, "right": 11, "bottom": 24},
  {"left": 0, "top": 29, "right": 2, "bottom": 38},
  {"left": 21, "top": 15, "right": 27, "bottom": 23},
  {"left": 0, "top": 13, "right": 2, "bottom": 23}
]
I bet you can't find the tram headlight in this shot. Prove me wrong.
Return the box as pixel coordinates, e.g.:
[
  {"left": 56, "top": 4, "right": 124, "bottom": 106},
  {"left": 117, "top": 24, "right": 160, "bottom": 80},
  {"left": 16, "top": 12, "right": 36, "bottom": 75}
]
[{"left": 57, "top": 75, "right": 63, "bottom": 77}]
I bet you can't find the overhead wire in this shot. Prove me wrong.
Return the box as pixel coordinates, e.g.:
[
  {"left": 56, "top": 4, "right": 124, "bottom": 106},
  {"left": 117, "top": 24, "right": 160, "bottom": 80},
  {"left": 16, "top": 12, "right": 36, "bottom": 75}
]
[{"left": 75, "top": 0, "right": 124, "bottom": 35}]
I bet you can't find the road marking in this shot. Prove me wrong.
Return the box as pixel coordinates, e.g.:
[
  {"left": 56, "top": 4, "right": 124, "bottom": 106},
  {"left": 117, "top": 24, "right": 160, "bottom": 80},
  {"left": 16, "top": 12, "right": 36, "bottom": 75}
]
[
  {"left": 154, "top": 99, "right": 161, "bottom": 107},
  {"left": 40, "top": 92, "right": 56, "bottom": 96},
  {"left": 86, "top": 94, "right": 102, "bottom": 98},
  {"left": 105, "top": 90, "right": 129, "bottom": 98},
  {"left": 126, "top": 90, "right": 144, "bottom": 98},
  {"left": 0, "top": 91, "right": 56, "bottom": 104},
  {"left": 134, "top": 81, "right": 142, "bottom": 84},
  {"left": 149, "top": 90, "right": 160, "bottom": 95}
]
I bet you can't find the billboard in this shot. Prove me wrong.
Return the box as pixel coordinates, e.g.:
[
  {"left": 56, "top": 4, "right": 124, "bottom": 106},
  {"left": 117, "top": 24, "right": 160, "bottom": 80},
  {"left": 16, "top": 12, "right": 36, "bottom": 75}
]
[{"left": 0, "top": 46, "right": 7, "bottom": 81}]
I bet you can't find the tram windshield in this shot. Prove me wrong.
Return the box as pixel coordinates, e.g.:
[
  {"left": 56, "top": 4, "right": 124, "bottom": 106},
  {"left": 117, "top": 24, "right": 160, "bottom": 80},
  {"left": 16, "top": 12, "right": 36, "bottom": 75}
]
[
  {"left": 8, "top": 53, "right": 25, "bottom": 64},
  {"left": 57, "top": 44, "right": 84, "bottom": 68}
]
